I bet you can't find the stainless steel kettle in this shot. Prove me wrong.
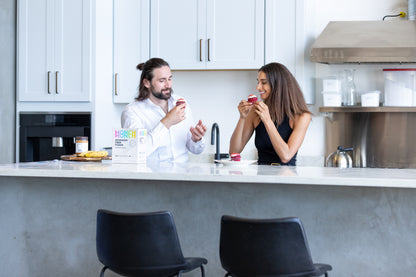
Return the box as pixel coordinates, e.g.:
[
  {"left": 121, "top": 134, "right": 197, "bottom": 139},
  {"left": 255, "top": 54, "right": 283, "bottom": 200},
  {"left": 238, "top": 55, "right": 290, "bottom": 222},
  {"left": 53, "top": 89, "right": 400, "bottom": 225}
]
[{"left": 325, "top": 146, "right": 353, "bottom": 168}]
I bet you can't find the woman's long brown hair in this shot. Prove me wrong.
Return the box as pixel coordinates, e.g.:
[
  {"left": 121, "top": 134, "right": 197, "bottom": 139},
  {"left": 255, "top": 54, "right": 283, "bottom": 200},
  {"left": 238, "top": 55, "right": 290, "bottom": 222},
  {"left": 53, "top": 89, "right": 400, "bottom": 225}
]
[{"left": 260, "top": 62, "right": 311, "bottom": 125}]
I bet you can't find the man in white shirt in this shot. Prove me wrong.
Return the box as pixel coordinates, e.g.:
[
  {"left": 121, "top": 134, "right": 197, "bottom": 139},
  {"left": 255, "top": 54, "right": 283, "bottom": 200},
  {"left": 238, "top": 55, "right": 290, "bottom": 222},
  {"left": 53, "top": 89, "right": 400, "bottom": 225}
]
[{"left": 121, "top": 58, "right": 207, "bottom": 164}]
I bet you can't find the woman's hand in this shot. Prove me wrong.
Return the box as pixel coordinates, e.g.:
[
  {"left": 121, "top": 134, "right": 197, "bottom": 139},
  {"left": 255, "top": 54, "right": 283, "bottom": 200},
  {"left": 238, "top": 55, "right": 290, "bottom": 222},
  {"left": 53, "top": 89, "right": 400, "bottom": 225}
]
[
  {"left": 253, "top": 102, "right": 272, "bottom": 123},
  {"left": 238, "top": 100, "right": 252, "bottom": 119}
]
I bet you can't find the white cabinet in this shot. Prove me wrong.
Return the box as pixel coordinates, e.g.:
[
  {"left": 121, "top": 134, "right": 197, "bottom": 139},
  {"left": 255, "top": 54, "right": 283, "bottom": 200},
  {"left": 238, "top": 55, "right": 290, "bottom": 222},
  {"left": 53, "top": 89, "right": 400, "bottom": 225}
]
[
  {"left": 265, "top": 0, "right": 314, "bottom": 104},
  {"left": 17, "top": 0, "right": 91, "bottom": 102},
  {"left": 113, "top": 0, "right": 149, "bottom": 103},
  {"left": 150, "top": 0, "right": 264, "bottom": 70}
]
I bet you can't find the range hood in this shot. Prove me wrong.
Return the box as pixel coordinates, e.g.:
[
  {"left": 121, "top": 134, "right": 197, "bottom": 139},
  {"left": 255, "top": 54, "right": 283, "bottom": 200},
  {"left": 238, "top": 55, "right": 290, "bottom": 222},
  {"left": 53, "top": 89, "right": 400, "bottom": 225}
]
[{"left": 310, "top": 20, "right": 416, "bottom": 63}]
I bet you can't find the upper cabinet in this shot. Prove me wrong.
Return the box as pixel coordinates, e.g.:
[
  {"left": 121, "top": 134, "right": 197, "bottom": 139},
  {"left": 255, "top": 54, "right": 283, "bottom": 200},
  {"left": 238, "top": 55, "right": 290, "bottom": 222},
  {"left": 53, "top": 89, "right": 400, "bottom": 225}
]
[
  {"left": 17, "top": 0, "right": 92, "bottom": 102},
  {"left": 113, "top": 0, "right": 149, "bottom": 103},
  {"left": 264, "top": 0, "right": 313, "bottom": 104},
  {"left": 150, "top": 0, "right": 265, "bottom": 70}
]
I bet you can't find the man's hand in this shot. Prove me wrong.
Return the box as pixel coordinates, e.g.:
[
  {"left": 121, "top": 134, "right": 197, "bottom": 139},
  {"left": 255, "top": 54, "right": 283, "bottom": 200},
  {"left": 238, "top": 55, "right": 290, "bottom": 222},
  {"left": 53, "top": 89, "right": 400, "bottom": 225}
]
[
  {"left": 190, "top": 120, "right": 207, "bottom": 142},
  {"left": 161, "top": 105, "right": 186, "bottom": 129}
]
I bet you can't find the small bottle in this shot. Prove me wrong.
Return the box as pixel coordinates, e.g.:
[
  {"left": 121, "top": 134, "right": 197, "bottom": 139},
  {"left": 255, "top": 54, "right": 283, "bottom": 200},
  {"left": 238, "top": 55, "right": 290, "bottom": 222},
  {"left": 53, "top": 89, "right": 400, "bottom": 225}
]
[
  {"left": 75, "top": 136, "right": 89, "bottom": 154},
  {"left": 343, "top": 69, "right": 356, "bottom": 106}
]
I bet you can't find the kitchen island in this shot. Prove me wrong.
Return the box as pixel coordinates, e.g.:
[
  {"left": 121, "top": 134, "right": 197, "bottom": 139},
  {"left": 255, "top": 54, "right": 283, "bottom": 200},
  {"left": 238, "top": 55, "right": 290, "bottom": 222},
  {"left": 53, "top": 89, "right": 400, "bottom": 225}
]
[{"left": 1, "top": 160, "right": 416, "bottom": 276}]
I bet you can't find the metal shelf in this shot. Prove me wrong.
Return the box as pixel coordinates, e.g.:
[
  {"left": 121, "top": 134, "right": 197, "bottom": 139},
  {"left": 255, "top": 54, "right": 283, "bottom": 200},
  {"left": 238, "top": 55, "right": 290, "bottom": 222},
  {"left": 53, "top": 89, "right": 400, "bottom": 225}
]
[{"left": 319, "top": 106, "right": 416, "bottom": 113}]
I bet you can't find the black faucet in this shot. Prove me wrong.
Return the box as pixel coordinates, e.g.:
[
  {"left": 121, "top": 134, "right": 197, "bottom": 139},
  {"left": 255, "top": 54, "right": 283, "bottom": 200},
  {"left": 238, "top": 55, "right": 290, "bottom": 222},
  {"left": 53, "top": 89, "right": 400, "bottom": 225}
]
[{"left": 211, "top": 123, "right": 229, "bottom": 161}]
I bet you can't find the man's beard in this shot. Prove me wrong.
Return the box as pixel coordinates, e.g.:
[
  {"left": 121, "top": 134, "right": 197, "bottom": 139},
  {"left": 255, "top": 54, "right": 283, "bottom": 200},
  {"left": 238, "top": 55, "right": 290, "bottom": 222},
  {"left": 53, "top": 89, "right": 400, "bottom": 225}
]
[{"left": 151, "top": 87, "right": 173, "bottom": 100}]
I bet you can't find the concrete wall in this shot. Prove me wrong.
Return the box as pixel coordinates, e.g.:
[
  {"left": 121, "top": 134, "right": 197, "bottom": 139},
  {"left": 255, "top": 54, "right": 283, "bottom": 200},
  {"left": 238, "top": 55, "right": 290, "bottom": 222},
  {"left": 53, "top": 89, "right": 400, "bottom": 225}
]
[
  {"left": 0, "top": 0, "right": 15, "bottom": 164},
  {"left": 2, "top": 176, "right": 416, "bottom": 276}
]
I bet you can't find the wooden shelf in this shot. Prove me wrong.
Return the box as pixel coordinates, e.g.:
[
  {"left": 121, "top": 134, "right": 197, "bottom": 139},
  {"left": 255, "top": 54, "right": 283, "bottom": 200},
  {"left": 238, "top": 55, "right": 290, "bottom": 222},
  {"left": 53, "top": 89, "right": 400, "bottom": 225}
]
[{"left": 319, "top": 106, "right": 416, "bottom": 113}]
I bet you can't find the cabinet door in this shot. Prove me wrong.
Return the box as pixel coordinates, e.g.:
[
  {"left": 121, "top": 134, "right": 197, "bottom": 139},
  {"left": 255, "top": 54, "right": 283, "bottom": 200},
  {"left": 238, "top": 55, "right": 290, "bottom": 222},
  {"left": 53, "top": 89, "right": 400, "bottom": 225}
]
[
  {"left": 17, "top": 0, "right": 53, "bottom": 101},
  {"left": 206, "top": 0, "right": 264, "bottom": 69},
  {"left": 17, "top": 0, "right": 91, "bottom": 102},
  {"left": 113, "top": 0, "right": 149, "bottom": 103},
  {"left": 150, "top": 0, "right": 206, "bottom": 70},
  {"left": 265, "top": 0, "right": 313, "bottom": 104},
  {"left": 54, "top": 0, "right": 91, "bottom": 102}
]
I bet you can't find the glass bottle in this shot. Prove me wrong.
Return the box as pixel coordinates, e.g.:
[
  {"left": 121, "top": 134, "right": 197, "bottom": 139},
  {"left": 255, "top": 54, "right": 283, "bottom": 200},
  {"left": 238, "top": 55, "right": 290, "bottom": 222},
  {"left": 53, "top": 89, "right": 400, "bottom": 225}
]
[{"left": 343, "top": 69, "right": 356, "bottom": 106}]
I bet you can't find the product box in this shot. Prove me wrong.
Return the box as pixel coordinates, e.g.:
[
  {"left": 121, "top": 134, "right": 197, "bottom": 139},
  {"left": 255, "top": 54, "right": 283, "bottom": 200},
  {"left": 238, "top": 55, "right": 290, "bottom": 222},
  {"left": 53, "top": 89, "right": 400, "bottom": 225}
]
[{"left": 112, "top": 128, "right": 147, "bottom": 163}]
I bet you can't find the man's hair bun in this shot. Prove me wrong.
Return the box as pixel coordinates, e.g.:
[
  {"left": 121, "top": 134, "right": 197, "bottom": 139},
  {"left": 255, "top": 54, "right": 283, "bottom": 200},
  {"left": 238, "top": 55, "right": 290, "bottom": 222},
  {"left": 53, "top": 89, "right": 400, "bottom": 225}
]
[{"left": 137, "top": 63, "right": 145, "bottom": 70}]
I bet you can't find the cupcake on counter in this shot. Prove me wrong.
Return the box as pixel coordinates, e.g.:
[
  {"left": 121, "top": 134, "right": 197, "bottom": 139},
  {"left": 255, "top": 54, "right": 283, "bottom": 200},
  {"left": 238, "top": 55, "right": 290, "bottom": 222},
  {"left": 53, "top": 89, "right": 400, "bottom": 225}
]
[
  {"left": 247, "top": 94, "right": 258, "bottom": 104},
  {"left": 230, "top": 153, "right": 241, "bottom": 161}
]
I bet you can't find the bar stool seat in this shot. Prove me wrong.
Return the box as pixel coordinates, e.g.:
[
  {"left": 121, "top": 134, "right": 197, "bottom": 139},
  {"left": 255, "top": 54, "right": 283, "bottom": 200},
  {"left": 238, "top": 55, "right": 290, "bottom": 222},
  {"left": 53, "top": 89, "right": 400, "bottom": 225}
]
[
  {"left": 219, "top": 215, "right": 332, "bottom": 277},
  {"left": 96, "top": 209, "right": 207, "bottom": 277}
]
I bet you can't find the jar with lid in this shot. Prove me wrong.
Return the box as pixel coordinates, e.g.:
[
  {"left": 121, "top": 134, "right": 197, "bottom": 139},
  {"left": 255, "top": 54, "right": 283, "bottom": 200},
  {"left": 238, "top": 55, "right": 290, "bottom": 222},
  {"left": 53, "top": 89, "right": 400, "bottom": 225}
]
[
  {"left": 75, "top": 136, "right": 89, "bottom": 154},
  {"left": 343, "top": 69, "right": 357, "bottom": 106}
]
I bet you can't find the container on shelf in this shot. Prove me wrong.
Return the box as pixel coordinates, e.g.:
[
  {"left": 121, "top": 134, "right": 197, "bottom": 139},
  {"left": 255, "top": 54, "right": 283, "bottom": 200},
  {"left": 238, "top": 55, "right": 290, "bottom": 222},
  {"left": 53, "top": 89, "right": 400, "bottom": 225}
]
[
  {"left": 322, "top": 76, "right": 341, "bottom": 92},
  {"left": 322, "top": 91, "right": 342, "bottom": 107},
  {"left": 343, "top": 69, "right": 357, "bottom": 106},
  {"left": 383, "top": 69, "right": 416, "bottom": 106},
  {"left": 360, "top": 90, "right": 381, "bottom": 107},
  {"left": 322, "top": 76, "right": 342, "bottom": 107}
]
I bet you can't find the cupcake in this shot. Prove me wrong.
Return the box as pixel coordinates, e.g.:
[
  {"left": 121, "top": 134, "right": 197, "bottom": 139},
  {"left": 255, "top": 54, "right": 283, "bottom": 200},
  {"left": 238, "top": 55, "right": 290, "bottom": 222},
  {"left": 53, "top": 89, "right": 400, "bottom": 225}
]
[
  {"left": 248, "top": 94, "right": 258, "bottom": 104},
  {"left": 230, "top": 153, "right": 241, "bottom": 161},
  {"left": 176, "top": 98, "right": 186, "bottom": 108}
]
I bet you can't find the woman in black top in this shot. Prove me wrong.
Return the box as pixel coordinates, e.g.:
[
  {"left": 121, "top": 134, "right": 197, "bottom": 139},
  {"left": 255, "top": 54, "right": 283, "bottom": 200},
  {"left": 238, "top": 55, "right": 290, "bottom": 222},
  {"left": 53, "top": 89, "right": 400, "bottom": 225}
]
[{"left": 229, "top": 62, "right": 311, "bottom": 166}]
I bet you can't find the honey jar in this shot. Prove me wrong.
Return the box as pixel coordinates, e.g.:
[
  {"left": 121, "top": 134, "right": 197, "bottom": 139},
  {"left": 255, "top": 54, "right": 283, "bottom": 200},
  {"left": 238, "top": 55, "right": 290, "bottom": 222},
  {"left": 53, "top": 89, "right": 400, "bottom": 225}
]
[{"left": 75, "top": 136, "right": 88, "bottom": 154}]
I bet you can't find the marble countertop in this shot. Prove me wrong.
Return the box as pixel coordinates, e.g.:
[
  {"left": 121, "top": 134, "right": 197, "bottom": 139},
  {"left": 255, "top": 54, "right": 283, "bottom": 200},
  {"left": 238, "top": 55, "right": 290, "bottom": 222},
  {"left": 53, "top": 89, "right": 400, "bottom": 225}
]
[{"left": 1, "top": 160, "right": 416, "bottom": 188}]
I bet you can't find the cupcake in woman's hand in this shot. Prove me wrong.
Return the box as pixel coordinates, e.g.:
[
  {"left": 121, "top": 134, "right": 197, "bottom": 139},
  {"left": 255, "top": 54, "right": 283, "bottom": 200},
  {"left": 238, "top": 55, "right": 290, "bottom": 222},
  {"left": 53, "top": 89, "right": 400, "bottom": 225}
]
[
  {"left": 230, "top": 153, "right": 241, "bottom": 161},
  {"left": 176, "top": 98, "right": 186, "bottom": 108},
  {"left": 248, "top": 94, "right": 258, "bottom": 104}
]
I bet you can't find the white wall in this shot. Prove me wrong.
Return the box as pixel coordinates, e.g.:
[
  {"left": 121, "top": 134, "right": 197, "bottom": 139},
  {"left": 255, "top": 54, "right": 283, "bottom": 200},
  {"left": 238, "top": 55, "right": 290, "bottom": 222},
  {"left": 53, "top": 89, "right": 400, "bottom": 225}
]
[
  {"left": 94, "top": 0, "right": 409, "bottom": 165},
  {"left": 1, "top": 0, "right": 409, "bottom": 164},
  {"left": 0, "top": 0, "right": 16, "bottom": 164},
  {"left": 174, "top": 70, "right": 260, "bottom": 160}
]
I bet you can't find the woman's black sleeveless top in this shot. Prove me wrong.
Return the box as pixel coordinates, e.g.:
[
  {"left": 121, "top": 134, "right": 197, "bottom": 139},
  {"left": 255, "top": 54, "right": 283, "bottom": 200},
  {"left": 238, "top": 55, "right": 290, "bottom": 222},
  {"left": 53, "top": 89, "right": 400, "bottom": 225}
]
[{"left": 255, "top": 117, "right": 297, "bottom": 166}]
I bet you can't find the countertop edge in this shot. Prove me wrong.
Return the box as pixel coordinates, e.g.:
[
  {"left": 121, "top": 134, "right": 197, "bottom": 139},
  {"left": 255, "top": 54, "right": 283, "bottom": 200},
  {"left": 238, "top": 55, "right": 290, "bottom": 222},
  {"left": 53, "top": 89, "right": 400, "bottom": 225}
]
[{"left": 1, "top": 165, "right": 416, "bottom": 189}]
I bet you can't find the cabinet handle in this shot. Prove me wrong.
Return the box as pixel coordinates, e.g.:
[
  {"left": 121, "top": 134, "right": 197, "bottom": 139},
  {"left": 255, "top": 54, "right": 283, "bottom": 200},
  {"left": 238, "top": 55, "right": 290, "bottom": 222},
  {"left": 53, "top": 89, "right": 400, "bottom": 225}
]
[
  {"left": 55, "top": 71, "right": 59, "bottom": 94},
  {"left": 207, "top": 38, "right": 211, "bottom": 61},
  {"left": 47, "top": 71, "right": 51, "bottom": 94},
  {"left": 199, "top": 39, "right": 203, "bottom": 62},
  {"left": 114, "top": 73, "right": 118, "bottom": 96}
]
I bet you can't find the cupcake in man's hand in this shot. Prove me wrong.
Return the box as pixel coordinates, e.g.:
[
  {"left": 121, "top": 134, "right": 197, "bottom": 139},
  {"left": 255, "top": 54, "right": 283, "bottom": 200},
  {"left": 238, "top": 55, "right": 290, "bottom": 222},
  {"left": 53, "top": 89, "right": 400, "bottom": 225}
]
[
  {"left": 248, "top": 94, "right": 258, "bottom": 104},
  {"left": 230, "top": 153, "right": 241, "bottom": 161},
  {"left": 176, "top": 98, "right": 186, "bottom": 108}
]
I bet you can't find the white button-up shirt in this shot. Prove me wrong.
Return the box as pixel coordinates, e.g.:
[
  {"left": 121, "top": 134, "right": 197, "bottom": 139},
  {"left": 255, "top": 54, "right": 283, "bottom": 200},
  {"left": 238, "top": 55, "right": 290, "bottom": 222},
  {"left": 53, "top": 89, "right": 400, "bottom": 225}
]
[{"left": 121, "top": 95, "right": 205, "bottom": 164}]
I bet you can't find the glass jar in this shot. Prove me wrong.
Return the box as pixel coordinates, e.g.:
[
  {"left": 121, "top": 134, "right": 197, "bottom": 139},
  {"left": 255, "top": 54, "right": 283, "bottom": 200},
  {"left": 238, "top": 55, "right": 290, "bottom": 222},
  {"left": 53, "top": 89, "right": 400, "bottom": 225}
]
[
  {"left": 343, "top": 69, "right": 357, "bottom": 106},
  {"left": 75, "top": 136, "right": 89, "bottom": 154}
]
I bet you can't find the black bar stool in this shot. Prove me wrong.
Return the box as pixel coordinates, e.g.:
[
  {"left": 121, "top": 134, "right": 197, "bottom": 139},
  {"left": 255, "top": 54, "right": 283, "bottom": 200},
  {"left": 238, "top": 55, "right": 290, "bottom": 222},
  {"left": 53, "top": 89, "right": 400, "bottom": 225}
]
[
  {"left": 219, "top": 215, "right": 332, "bottom": 277},
  {"left": 96, "top": 209, "right": 207, "bottom": 277}
]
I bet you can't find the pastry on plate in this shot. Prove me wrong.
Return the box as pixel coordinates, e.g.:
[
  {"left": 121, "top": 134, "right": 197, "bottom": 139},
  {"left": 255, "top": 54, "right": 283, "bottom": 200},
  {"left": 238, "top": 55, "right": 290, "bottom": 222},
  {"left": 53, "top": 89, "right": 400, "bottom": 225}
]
[{"left": 230, "top": 153, "right": 241, "bottom": 161}]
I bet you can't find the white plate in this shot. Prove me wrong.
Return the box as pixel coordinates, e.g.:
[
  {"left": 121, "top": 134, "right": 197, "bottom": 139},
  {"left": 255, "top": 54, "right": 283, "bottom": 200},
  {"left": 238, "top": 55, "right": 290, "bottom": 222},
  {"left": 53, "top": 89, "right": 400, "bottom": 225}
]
[{"left": 215, "top": 160, "right": 257, "bottom": 166}]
